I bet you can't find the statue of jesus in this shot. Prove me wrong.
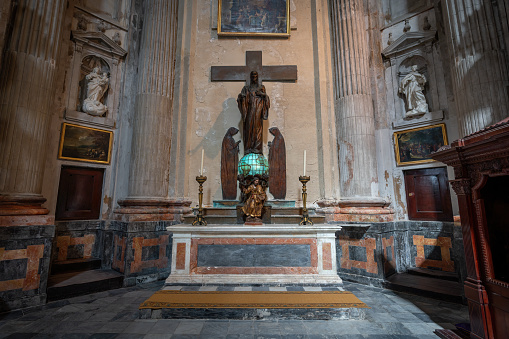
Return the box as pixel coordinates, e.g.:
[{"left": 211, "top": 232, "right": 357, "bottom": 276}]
[{"left": 237, "top": 71, "right": 270, "bottom": 154}]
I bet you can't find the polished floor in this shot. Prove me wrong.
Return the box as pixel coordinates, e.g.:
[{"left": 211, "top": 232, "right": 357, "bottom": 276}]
[{"left": 0, "top": 280, "right": 469, "bottom": 338}]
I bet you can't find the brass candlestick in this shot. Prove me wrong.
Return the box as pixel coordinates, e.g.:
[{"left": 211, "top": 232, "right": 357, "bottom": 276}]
[
  {"left": 192, "top": 175, "right": 207, "bottom": 226},
  {"left": 299, "top": 175, "right": 313, "bottom": 225}
]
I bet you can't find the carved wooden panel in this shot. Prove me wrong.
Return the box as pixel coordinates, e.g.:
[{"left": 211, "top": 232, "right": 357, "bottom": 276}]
[
  {"left": 56, "top": 166, "right": 104, "bottom": 220},
  {"left": 404, "top": 167, "right": 453, "bottom": 221}
]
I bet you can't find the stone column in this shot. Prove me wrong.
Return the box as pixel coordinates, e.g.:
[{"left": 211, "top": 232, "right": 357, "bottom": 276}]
[
  {"left": 0, "top": 0, "right": 66, "bottom": 225},
  {"left": 441, "top": 0, "right": 509, "bottom": 137},
  {"left": 328, "top": 0, "right": 393, "bottom": 222},
  {"left": 115, "top": 0, "right": 190, "bottom": 222}
]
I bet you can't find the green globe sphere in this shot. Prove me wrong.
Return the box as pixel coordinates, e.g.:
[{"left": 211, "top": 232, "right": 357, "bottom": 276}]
[{"left": 238, "top": 153, "right": 269, "bottom": 176}]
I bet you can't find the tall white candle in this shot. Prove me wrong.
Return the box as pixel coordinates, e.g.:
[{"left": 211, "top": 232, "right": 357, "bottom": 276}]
[
  {"left": 303, "top": 150, "right": 307, "bottom": 176},
  {"left": 200, "top": 149, "right": 204, "bottom": 175}
]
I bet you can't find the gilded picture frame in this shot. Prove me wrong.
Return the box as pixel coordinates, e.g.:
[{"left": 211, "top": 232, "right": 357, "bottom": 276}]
[
  {"left": 394, "top": 123, "right": 448, "bottom": 166},
  {"left": 217, "top": 0, "right": 290, "bottom": 37},
  {"left": 58, "top": 123, "right": 113, "bottom": 164}
]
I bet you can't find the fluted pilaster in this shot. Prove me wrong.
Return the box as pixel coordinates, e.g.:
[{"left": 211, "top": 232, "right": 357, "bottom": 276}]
[
  {"left": 329, "top": 0, "right": 378, "bottom": 199},
  {"left": 442, "top": 0, "right": 509, "bottom": 137},
  {"left": 0, "top": 0, "right": 66, "bottom": 216},
  {"left": 128, "top": 0, "right": 178, "bottom": 198}
]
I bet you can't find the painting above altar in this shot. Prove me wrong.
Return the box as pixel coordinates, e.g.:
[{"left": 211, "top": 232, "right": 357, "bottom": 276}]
[{"left": 218, "top": 0, "right": 290, "bottom": 37}]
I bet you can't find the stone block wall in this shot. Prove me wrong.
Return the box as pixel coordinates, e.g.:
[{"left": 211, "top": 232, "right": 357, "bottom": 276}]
[
  {"left": 336, "top": 221, "right": 466, "bottom": 287},
  {"left": 108, "top": 221, "right": 173, "bottom": 286},
  {"left": 0, "top": 225, "right": 55, "bottom": 312}
]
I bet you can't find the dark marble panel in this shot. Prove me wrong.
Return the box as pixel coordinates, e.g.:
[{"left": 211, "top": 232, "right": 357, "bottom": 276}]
[
  {"left": 197, "top": 244, "right": 311, "bottom": 267},
  {"left": 142, "top": 246, "right": 160, "bottom": 261},
  {"left": 424, "top": 245, "right": 442, "bottom": 261},
  {"left": 0, "top": 258, "right": 27, "bottom": 281},
  {"left": 349, "top": 246, "right": 367, "bottom": 262},
  {"left": 66, "top": 244, "right": 84, "bottom": 259}
]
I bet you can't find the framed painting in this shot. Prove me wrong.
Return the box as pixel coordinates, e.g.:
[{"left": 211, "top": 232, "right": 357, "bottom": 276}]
[
  {"left": 58, "top": 123, "right": 113, "bottom": 164},
  {"left": 217, "top": 0, "right": 290, "bottom": 37},
  {"left": 394, "top": 123, "right": 448, "bottom": 166}
]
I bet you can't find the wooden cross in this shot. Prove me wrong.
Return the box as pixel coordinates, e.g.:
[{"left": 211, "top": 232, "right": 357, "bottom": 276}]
[{"left": 211, "top": 51, "right": 297, "bottom": 84}]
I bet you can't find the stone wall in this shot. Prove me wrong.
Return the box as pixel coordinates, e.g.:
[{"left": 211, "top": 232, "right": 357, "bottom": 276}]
[{"left": 336, "top": 221, "right": 466, "bottom": 287}]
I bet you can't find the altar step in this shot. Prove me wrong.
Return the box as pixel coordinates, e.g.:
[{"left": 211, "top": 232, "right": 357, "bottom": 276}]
[
  {"left": 183, "top": 206, "right": 326, "bottom": 224},
  {"left": 384, "top": 268, "right": 464, "bottom": 303},
  {"left": 139, "top": 285, "right": 367, "bottom": 320},
  {"left": 47, "top": 258, "right": 123, "bottom": 301}
]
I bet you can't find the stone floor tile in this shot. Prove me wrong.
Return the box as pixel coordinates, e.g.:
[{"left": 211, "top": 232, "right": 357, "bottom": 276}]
[
  {"left": 301, "top": 321, "right": 333, "bottom": 335},
  {"left": 268, "top": 287, "right": 287, "bottom": 291},
  {"left": 173, "top": 320, "right": 205, "bottom": 334},
  {"left": 254, "top": 321, "right": 281, "bottom": 335},
  {"left": 162, "top": 286, "right": 183, "bottom": 291},
  {"left": 123, "top": 320, "right": 157, "bottom": 334},
  {"left": 180, "top": 286, "right": 201, "bottom": 291},
  {"left": 115, "top": 334, "right": 146, "bottom": 339},
  {"left": 171, "top": 335, "right": 201, "bottom": 339},
  {"left": 144, "top": 334, "right": 171, "bottom": 339},
  {"left": 199, "top": 286, "right": 218, "bottom": 291},
  {"left": 302, "top": 287, "right": 322, "bottom": 291},
  {"left": 88, "top": 334, "right": 119, "bottom": 339},
  {"left": 97, "top": 321, "right": 133, "bottom": 333},
  {"left": 228, "top": 320, "right": 255, "bottom": 335},
  {"left": 285, "top": 286, "right": 305, "bottom": 291},
  {"left": 401, "top": 322, "right": 437, "bottom": 335},
  {"left": 3, "top": 334, "right": 37, "bottom": 339},
  {"left": 216, "top": 286, "right": 235, "bottom": 291},
  {"left": 252, "top": 286, "right": 270, "bottom": 291},
  {"left": 234, "top": 287, "right": 252, "bottom": 291},
  {"left": 378, "top": 322, "right": 413, "bottom": 335},
  {"left": 201, "top": 321, "right": 231, "bottom": 335},
  {"left": 389, "top": 312, "right": 422, "bottom": 323},
  {"left": 225, "top": 335, "right": 255, "bottom": 339},
  {"left": 278, "top": 321, "right": 307, "bottom": 335},
  {"left": 148, "top": 319, "right": 180, "bottom": 334}
]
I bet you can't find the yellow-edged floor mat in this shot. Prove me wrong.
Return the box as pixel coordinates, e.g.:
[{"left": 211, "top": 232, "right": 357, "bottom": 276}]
[{"left": 139, "top": 290, "right": 369, "bottom": 309}]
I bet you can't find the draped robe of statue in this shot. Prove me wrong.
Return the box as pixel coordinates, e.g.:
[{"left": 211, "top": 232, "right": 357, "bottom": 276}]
[
  {"left": 221, "top": 127, "right": 240, "bottom": 200},
  {"left": 398, "top": 65, "right": 428, "bottom": 117},
  {"left": 237, "top": 71, "right": 270, "bottom": 154},
  {"left": 268, "top": 127, "right": 286, "bottom": 199}
]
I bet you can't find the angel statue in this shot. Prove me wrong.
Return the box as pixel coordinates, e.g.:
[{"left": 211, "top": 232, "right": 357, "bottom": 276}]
[
  {"left": 399, "top": 65, "right": 428, "bottom": 118},
  {"left": 82, "top": 67, "right": 109, "bottom": 116}
]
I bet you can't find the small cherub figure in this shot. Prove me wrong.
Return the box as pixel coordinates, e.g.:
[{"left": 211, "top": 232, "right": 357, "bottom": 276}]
[{"left": 242, "top": 178, "right": 267, "bottom": 223}]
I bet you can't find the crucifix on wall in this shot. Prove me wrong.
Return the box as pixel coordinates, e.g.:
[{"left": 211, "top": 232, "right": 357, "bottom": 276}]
[
  {"left": 212, "top": 51, "right": 297, "bottom": 201},
  {"left": 211, "top": 50, "right": 297, "bottom": 85}
]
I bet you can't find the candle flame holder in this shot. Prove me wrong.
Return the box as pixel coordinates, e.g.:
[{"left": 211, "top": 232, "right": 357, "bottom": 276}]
[
  {"left": 299, "top": 175, "right": 313, "bottom": 225},
  {"left": 192, "top": 175, "right": 207, "bottom": 226}
]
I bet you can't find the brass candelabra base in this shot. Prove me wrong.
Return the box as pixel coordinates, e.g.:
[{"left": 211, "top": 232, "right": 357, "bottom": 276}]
[
  {"left": 192, "top": 175, "right": 207, "bottom": 226},
  {"left": 299, "top": 175, "right": 313, "bottom": 225}
]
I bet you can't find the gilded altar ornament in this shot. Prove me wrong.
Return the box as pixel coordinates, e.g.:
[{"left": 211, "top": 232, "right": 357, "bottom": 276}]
[
  {"left": 299, "top": 175, "right": 313, "bottom": 225},
  {"left": 192, "top": 175, "right": 207, "bottom": 226},
  {"left": 242, "top": 178, "right": 267, "bottom": 223}
]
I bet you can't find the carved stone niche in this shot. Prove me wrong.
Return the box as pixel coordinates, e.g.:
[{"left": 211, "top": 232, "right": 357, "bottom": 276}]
[
  {"left": 382, "top": 31, "right": 446, "bottom": 130},
  {"left": 65, "top": 31, "right": 127, "bottom": 127}
]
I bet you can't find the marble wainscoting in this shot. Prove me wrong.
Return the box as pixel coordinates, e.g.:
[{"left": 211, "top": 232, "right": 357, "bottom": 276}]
[{"left": 165, "top": 224, "right": 343, "bottom": 285}]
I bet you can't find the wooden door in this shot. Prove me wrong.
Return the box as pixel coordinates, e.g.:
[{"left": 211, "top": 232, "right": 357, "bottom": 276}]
[
  {"left": 56, "top": 166, "right": 104, "bottom": 220},
  {"left": 404, "top": 167, "right": 453, "bottom": 221}
]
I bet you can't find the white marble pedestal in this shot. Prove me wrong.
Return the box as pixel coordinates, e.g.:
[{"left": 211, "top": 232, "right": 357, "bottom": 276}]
[{"left": 165, "top": 224, "right": 342, "bottom": 285}]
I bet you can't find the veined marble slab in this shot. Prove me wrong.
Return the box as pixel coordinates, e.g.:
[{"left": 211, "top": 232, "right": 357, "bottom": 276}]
[{"left": 165, "top": 224, "right": 344, "bottom": 285}]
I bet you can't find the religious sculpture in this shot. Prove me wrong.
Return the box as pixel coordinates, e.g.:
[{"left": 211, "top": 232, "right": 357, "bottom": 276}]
[
  {"left": 221, "top": 127, "right": 241, "bottom": 200},
  {"left": 241, "top": 177, "right": 267, "bottom": 223},
  {"left": 82, "top": 67, "right": 109, "bottom": 116},
  {"left": 399, "top": 65, "right": 428, "bottom": 118},
  {"left": 237, "top": 71, "right": 270, "bottom": 154},
  {"left": 268, "top": 127, "right": 286, "bottom": 199}
]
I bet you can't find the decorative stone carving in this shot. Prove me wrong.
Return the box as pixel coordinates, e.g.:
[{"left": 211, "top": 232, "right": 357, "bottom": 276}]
[
  {"left": 82, "top": 66, "right": 109, "bottom": 116},
  {"left": 398, "top": 65, "right": 428, "bottom": 117},
  {"left": 65, "top": 31, "right": 126, "bottom": 127}
]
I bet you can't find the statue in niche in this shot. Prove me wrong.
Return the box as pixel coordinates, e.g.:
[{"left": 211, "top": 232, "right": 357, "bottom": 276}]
[
  {"left": 82, "top": 67, "right": 109, "bottom": 116},
  {"left": 399, "top": 65, "right": 428, "bottom": 118},
  {"left": 241, "top": 177, "right": 267, "bottom": 223},
  {"left": 268, "top": 127, "right": 286, "bottom": 199},
  {"left": 221, "top": 127, "right": 241, "bottom": 200},
  {"left": 237, "top": 71, "right": 270, "bottom": 154}
]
